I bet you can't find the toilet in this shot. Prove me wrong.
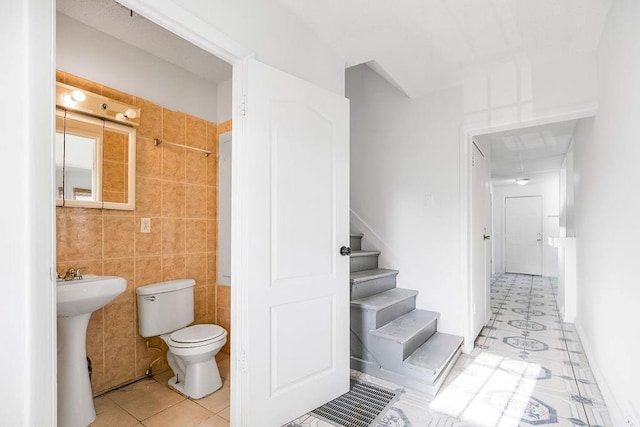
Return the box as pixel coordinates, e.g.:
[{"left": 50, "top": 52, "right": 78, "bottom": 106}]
[{"left": 136, "top": 279, "right": 227, "bottom": 399}]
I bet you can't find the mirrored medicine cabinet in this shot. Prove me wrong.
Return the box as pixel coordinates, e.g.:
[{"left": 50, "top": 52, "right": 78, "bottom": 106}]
[{"left": 55, "top": 82, "right": 139, "bottom": 210}]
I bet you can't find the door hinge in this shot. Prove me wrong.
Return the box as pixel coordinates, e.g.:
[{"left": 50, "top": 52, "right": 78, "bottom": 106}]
[
  {"left": 240, "top": 94, "right": 247, "bottom": 117},
  {"left": 238, "top": 351, "right": 248, "bottom": 373}
]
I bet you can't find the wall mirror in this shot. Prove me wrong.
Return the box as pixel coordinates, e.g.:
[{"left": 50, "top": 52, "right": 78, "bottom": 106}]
[{"left": 55, "top": 83, "right": 137, "bottom": 210}]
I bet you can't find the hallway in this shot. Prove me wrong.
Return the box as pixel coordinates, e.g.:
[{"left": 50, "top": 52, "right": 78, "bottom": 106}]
[{"left": 292, "top": 274, "right": 610, "bottom": 426}]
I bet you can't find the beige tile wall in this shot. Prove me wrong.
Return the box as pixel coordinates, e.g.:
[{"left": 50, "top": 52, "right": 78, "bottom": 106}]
[
  {"left": 103, "top": 129, "right": 129, "bottom": 203},
  {"left": 56, "top": 71, "right": 231, "bottom": 395}
]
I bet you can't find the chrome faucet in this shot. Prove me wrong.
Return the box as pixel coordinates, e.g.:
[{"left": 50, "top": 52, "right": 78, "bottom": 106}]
[{"left": 60, "top": 267, "right": 83, "bottom": 281}]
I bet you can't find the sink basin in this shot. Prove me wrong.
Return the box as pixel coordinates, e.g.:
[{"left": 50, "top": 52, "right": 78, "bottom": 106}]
[
  {"left": 57, "top": 275, "right": 127, "bottom": 317},
  {"left": 56, "top": 275, "right": 126, "bottom": 427}
]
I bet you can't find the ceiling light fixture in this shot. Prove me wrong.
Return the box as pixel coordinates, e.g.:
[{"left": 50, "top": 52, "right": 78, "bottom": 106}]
[{"left": 515, "top": 178, "right": 529, "bottom": 186}]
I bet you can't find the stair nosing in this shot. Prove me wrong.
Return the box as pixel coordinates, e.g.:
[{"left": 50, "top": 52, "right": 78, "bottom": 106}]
[
  {"left": 350, "top": 232, "right": 364, "bottom": 237},
  {"left": 403, "top": 332, "right": 463, "bottom": 376},
  {"left": 369, "top": 309, "right": 439, "bottom": 343},
  {"left": 351, "top": 288, "right": 418, "bottom": 311},
  {"left": 350, "top": 268, "right": 399, "bottom": 284},
  {"left": 350, "top": 250, "right": 380, "bottom": 257}
]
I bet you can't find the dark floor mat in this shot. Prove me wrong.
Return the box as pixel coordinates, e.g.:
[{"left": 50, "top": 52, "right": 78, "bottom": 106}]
[{"left": 310, "top": 379, "right": 401, "bottom": 427}]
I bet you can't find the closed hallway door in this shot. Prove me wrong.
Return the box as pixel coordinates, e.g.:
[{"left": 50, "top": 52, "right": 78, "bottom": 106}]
[{"left": 505, "top": 196, "right": 542, "bottom": 275}]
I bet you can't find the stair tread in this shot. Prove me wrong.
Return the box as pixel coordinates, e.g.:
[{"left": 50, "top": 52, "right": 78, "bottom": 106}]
[
  {"left": 351, "top": 250, "right": 380, "bottom": 257},
  {"left": 404, "top": 332, "right": 463, "bottom": 374},
  {"left": 351, "top": 288, "right": 417, "bottom": 311},
  {"left": 370, "top": 309, "right": 439, "bottom": 343},
  {"left": 351, "top": 268, "right": 399, "bottom": 284}
]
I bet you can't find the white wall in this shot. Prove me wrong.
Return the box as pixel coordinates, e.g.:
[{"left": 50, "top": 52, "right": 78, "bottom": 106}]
[
  {"left": 347, "top": 64, "right": 466, "bottom": 337},
  {"left": 572, "top": 1, "right": 640, "bottom": 424},
  {"left": 463, "top": 51, "right": 598, "bottom": 133},
  {"left": 57, "top": 13, "right": 219, "bottom": 122},
  {"left": 491, "top": 172, "right": 560, "bottom": 277},
  {"left": 559, "top": 140, "right": 577, "bottom": 238},
  {"left": 0, "top": 0, "right": 56, "bottom": 424},
  {"left": 217, "top": 78, "right": 233, "bottom": 123},
  {"left": 124, "top": 0, "right": 345, "bottom": 96}
]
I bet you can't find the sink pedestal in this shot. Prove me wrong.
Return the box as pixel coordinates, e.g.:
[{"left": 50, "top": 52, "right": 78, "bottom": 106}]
[
  {"left": 56, "top": 275, "right": 126, "bottom": 426},
  {"left": 57, "top": 313, "right": 95, "bottom": 427}
]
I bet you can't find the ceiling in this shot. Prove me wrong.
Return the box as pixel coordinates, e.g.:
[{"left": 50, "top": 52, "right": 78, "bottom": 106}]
[
  {"left": 277, "top": 0, "right": 611, "bottom": 98},
  {"left": 56, "top": 0, "right": 232, "bottom": 85},
  {"left": 57, "top": 0, "right": 597, "bottom": 179},
  {"left": 476, "top": 120, "right": 577, "bottom": 180},
  {"left": 56, "top": 0, "right": 611, "bottom": 98}
]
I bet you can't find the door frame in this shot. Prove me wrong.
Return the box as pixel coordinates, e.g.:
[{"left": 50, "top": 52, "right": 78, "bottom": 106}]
[{"left": 460, "top": 107, "right": 597, "bottom": 354}]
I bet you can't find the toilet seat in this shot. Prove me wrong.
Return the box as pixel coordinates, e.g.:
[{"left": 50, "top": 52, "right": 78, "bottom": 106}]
[{"left": 168, "top": 324, "right": 226, "bottom": 348}]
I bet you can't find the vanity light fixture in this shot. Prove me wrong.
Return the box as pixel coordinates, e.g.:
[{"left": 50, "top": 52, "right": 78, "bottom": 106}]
[
  {"left": 515, "top": 178, "right": 530, "bottom": 186},
  {"left": 56, "top": 82, "right": 140, "bottom": 127}
]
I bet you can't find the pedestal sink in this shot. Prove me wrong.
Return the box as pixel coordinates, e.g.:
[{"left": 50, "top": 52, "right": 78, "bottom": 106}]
[{"left": 57, "top": 275, "right": 126, "bottom": 427}]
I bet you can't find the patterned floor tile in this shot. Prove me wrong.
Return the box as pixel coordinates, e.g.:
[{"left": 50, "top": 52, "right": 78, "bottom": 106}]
[{"left": 522, "top": 389, "right": 590, "bottom": 426}]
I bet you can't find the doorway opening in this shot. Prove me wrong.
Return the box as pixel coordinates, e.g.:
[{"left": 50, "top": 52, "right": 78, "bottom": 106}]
[
  {"left": 467, "top": 115, "right": 594, "bottom": 347},
  {"left": 55, "top": 0, "right": 236, "bottom": 415}
]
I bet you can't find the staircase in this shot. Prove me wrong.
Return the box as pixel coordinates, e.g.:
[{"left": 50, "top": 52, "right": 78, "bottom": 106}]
[{"left": 349, "top": 232, "right": 463, "bottom": 395}]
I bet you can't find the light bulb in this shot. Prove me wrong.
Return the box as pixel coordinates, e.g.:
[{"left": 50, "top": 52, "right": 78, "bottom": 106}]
[
  {"left": 71, "top": 89, "right": 86, "bottom": 102},
  {"left": 62, "top": 94, "right": 76, "bottom": 107},
  {"left": 124, "top": 108, "right": 137, "bottom": 119},
  {"left": 115, "top": 112, "right": 126, "bottom": 121},
  {"left": 515, "top": 178, "right": 529, "bottom": 186}
]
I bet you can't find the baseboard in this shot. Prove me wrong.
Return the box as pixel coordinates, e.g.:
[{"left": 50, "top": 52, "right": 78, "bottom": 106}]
[{"left": 575, "top": 319, "right": 636, "bottom": 427}]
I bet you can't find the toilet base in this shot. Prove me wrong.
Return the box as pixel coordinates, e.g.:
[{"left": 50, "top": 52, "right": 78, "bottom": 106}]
[{"left": 166, "top": 359, "right": 223, "bottom": 399}]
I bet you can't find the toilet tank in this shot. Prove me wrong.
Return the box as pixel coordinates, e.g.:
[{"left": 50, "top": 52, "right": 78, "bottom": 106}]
[{"left": 136, "top": 279, "right": 195, "bottom": 337}]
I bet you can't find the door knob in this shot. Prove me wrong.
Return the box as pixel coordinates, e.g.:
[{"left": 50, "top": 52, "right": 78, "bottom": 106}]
[
  {"left": 340, "top": 246, "right": 351, "bottom": 256},
  {"left": 483, "top": 234, "right": 491, "bottom": 240}
]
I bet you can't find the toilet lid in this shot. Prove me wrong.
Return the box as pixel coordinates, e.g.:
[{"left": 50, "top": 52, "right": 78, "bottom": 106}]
[{"left": 170, "top": 324, "right": 226, "bottom": 344}]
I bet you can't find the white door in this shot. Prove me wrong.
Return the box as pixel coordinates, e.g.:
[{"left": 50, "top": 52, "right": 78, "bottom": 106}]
[
  {"left": 233, "top": 58, "right": 350, "bottom": 426},
  {"left": 505, "top": 196, "right": 543, "bottom": 275},
  {"left": 471, "top": 142, "right": 491, "bottom": 339}
]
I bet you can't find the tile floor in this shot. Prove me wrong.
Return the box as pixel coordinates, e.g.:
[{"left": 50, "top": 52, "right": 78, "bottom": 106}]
[
  {"left": 92, "top": 274, "right": 610, "bottom": 427},
  {"left": 290, "top": 273, "right": 611, "bottom": 427},
  {"left": 90, "top": 352, "right": 231, "bottom": 426}
]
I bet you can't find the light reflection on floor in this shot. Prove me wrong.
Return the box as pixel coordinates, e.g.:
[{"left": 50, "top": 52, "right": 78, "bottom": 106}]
[{"left": 431, "top": 352, "right": 542, "bottom": 426}]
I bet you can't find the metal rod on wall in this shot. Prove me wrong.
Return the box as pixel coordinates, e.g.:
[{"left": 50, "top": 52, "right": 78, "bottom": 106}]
[{"left": 153, "top": 138, "right": 211, "bottom": 157}]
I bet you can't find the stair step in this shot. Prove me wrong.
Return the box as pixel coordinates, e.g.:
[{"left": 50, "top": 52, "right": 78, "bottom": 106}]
[
  {"left": 351, "top": 288, "right": 417, "bottom": 311},
  {"left": 350, "top": 268, "right": 398, "bottom": 300},
  {"left": 351, "top": 288, "right": 417, "bottom": 329},
  {"left": 350, "top": 250, "right": 380, "bottom": 272},
  {"left": 403, "top": 332, "right": 463, "bottom": 384},
  {"left": 350, "top": 233, "right": 364, "bottom": 251},
  {"left": 350, "top": 268, "right": 397, "bottom": 284},
  {"left": 370, "top": 310, "right": 439, "bottom": 360}
]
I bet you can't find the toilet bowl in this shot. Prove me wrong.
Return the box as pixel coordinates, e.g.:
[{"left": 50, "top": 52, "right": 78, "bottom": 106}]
[
  {"left": 161, "top": 324, "right": 227, "bottom": 398},
  {"left": 136, "top": 279, "right": 228, "bottom": 399}
]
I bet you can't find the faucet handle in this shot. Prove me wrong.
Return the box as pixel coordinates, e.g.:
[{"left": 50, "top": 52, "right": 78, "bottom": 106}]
[{"left": 62, "top": 267, "right": 85, "bottom": 281}]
